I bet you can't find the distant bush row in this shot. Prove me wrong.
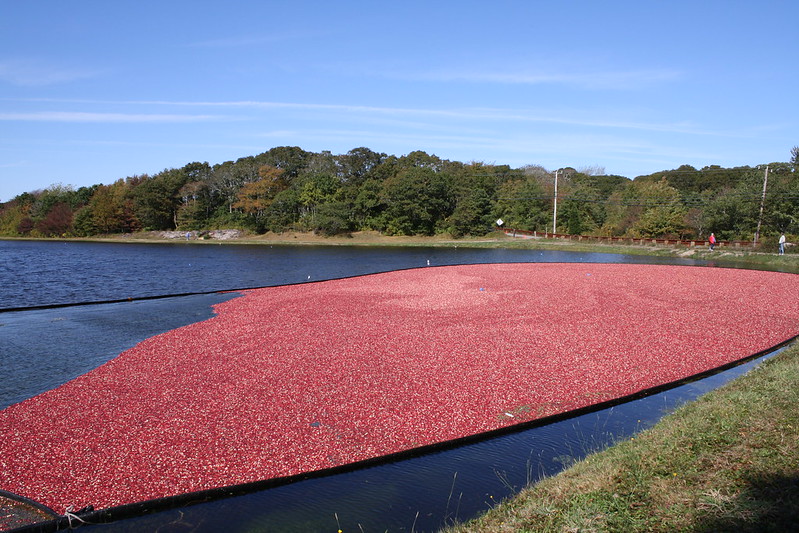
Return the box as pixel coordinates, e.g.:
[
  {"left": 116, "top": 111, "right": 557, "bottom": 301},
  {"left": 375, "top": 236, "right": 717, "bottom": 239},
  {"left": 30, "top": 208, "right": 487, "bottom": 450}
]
[{"left": 1, "top": 145, "right": 797, "bottom": 242}]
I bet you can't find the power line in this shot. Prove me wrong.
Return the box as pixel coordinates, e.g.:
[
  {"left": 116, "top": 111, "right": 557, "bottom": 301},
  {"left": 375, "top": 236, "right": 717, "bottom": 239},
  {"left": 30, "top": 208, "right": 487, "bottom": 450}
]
[{"left": 497, "top": 192, "right": 799, "bottom": 208}]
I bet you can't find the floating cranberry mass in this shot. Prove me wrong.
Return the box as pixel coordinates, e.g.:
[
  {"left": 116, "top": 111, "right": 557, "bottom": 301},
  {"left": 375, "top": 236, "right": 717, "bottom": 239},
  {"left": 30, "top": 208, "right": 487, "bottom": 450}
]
[{"left": 1, "top": 263, "right": 797, "bottom": 513}]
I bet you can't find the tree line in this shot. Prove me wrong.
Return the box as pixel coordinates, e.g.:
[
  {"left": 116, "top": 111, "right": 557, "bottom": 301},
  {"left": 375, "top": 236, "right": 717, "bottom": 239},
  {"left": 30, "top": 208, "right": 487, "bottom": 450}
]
[{"left": 1, "top": 146, "right": 797, "bottom": 247}]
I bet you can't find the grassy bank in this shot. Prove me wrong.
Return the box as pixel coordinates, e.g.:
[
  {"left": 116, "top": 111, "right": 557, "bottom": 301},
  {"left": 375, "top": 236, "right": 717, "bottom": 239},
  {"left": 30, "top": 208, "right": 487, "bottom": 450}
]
[{"left": 446, "top": 342, "right": 799, "bottom": 532}]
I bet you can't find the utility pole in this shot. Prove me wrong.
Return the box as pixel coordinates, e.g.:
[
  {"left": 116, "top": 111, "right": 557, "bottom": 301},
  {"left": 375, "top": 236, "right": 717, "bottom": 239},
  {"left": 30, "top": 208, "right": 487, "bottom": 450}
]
[
  {"left": 553, "top": 169, "right": 559, "bottom": 235},
  {"left": 754, "top": 165, "right": 769, "bottom": 244}
]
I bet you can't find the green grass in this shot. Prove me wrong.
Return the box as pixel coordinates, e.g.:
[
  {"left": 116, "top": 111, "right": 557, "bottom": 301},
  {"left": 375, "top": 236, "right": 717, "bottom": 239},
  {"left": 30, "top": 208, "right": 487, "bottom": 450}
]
[{"left": 445, "top": 343, "right": 799, "bottom": 532}]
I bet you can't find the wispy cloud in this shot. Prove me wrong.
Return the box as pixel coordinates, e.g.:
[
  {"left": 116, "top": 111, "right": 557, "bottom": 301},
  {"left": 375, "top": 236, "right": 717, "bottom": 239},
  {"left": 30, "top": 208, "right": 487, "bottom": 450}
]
[
  {"left": 0, "top": 97, "right": 481, "bottom": 120},
  {"left": 403, "top": 67, "right": 683, "bottom": 90},
  {"left": 172, "top": 99, "right": 715, "bottom": 135},
  {"left": 0, "top": 97, "right": 725, "bottom": 136},
  {"left": 0, "top": 111, "right": 224, "bottom": 123}
]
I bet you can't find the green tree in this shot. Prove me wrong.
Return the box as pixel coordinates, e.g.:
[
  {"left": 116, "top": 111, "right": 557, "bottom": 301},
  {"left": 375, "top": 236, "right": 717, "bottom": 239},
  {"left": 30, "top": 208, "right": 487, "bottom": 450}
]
[
  {"left": 447, "top": 163, "right": 501, "bottom": 237},
  {"left": 493, "top": 175, "right": 550, "bottom": 232},
  {"left": 698, "top": 168, "right": 764, "bottom": 240},
  {"left": 28, "top": 184, "right": 75, "bottom": 223},
  {"left": 130, "top": 168, "right": 190, "bottom": 230},
  {"left": 336, "top": 147, "right": 387, "bottom": 185},
  {"left": 311, "top": 200, "right": 352, "bottom": 236},
  {"left": 265, "top": 187, "right": 301, "bottom": 231},
  {"left": 176, "top": 180, "right": 211, "bottom": 230},
  {"left": 628, "top": 179, "right": 687, "bottom": 238},
  {"left": 209, "top": 161, "right": 245, "bottom": 214},
  {"left": 397, "top": 150, "right": 446, "bottom": 171},
  {"left": 759, "top": 163, "right": 798, "bottom": 235},
  {"left": 449, "top": 188, "right": 493, "bottom": 237},
  {"left": 72, "top": 205, "right": 94, "bottom": 236},
  {"left": 380, "top": 167, "right": 453, "bottom": 235},
  {"left": 557, "top": 173, "right": 625, "bottom": 235},
  {"left": 173, "top": 162, "right": 216, "bottom": 228},
  {"left": 296, "top": 172, "right": 340, "bottom": 230},
  {"left": 601, "top": 179, "right": 686, "bottom": 238},
  {"left": 701, "top": 191, "right": 757, "bottom": 240},
  {"left": 254, "top": 146, "right": 311, "bottom": 181},
  {"left": 353, "top": 178, "right": 385, "bottom": 230}
]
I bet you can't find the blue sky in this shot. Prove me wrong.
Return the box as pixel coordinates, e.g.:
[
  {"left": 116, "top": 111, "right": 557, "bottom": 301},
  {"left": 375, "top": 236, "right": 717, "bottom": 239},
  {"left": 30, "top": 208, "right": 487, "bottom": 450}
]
[{"left": 1, "top": 1, "right": 796, "bottom": 202}]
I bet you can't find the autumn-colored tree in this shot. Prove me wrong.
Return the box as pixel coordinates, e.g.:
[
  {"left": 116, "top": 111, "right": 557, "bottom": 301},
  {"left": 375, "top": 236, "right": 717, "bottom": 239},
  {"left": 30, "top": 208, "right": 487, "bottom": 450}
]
[
  {"left": 1, "top": 144, "right": 795, "bottom": 240},
  {"left": 87, "top": 181, "right": 138, "bottom": 233},
  {"left": 232, "top": 166, "right": 288, "bottom": 228},
  {"left": 34, "top": 202, "right": 73, "bottom": 236},
  {"left": 0, "top": 196, "right": 32, "bottom": 235},
  {"left": 17, "top": 217, "right": 34, "bottom": 234}
]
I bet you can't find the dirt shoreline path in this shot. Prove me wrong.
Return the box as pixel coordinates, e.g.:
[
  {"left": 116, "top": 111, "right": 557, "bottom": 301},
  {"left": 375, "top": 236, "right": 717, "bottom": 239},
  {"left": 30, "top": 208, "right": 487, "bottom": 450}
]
[{"left": 1, "top": 264, "right": 797, "bottom": 513}]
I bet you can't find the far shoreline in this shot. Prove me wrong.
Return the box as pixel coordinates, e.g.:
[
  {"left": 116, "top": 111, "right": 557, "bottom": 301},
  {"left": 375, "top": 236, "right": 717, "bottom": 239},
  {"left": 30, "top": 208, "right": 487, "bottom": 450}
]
[{"left": 3, "top": 230, "right": 797, "bottom": 271}]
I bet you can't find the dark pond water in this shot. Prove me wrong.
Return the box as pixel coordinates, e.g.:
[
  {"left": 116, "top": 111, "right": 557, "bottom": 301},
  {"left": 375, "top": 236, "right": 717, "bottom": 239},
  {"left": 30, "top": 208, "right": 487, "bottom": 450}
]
[
  {"left": 0, "top": 240, "right": 706, "bottom": 410},
  {"left": 0, "top": 239, "right": 710, "bottom": 310},
  {"left": 0, "top": 239, "right": 789, "bottom": 532}
]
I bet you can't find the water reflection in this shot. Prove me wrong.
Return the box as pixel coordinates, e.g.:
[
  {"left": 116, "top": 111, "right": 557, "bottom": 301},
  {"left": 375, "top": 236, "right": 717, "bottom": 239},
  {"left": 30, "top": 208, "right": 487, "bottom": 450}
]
[{"left": 0, "top": 240, "right": 711, "bottom": 310}]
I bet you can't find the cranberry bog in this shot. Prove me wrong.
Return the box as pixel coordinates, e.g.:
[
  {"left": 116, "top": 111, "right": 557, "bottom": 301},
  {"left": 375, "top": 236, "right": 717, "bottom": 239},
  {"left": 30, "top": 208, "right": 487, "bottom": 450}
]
[{"left": 1, "top": 263, "right": 797, "bottom": 521}]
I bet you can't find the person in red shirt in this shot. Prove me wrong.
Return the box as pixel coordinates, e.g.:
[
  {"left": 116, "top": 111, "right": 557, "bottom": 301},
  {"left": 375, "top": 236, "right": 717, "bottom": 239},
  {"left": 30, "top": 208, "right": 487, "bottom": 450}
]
[{"left": 709, "top": 232, "right": 716, "bottom": 251}]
